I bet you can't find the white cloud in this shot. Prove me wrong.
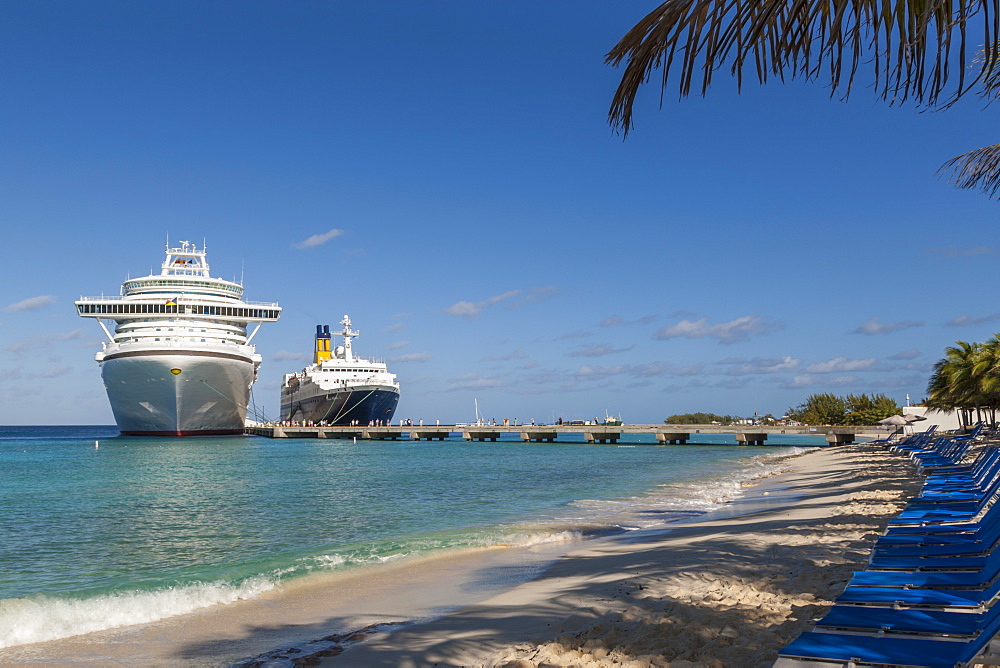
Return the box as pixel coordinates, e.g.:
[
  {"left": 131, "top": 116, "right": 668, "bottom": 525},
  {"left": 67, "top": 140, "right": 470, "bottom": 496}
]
[
  {"left": 444, "top": 290, "right": 522, "bottom": 318},
  {"left": 802, "top": 356, "right": 877, "bottom": 374},
  {"left": 599, "top": 314, "right": 657, "bottom": 327},
  {"left": 889, "top": 349, "right": 921, "bottom": 361},
  {"left": 509, "top": 286, "right": 560, "bottom": 309},
  {"left": 635, "top": 362, "right": 704, "bottom": 376},
  {"left": 0, "top": 367, "right": 24, "bottom": 382},
  {"left": 482, "top": 348, "right": 529, "bottom": 362},
  {"left": 554, "top": 330, "right": 592, "bottom": 341},
  {"left": 5, "top": 295, "right": 56, "bottom": 313},
  {"left": 389, "top": 352, "right": 431, "bottom": 363},
  {"left": 929, "top": 245, "right": 1000, "bottom": 258},
  {"left": 945, "top": 313, "right": 1000, "bottom": 327},
  {"left": 655, "top": 315, "right": 783, "bottom": 344},
  {"left": 444, "top": 373, "right": 506, "bottom": 391},
  {"left": 784, "top": 374, "right": 860, "bottom": 389},
  {"left": 574, "top": 364, "right": 627, "bottom": 378},
  {"left": 566, "top": 344, "right": 635, "bottom": 357},
  {"left": 718, "top": 356, "right": 801, "bottom": 375},
  {"left": 853, "top": 317, "right": 923, "bottom": 335},
  {"left": 40, "top": 366, "right": 71, "bottom": 378},
  {"left": 272, "top": 350, "right": 305, "bottom": 362},
  {"left": 387, "top": 341, "right": 409, "bottom": 350},
  {"left": 4, "top": 329, "right": 84, "bottom": 355},
  {"left": 292, "top": 228, "right": 344, "bottom": 249},
  {"left": 572, "top": 362, "right": 700, "bottom": 379}
]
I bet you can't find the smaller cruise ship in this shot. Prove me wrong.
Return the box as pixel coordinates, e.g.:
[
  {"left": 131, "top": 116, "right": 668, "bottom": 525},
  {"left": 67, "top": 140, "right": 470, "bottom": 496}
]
[{"left": 280, "top": 316, "right": 399, "bottom": 425}]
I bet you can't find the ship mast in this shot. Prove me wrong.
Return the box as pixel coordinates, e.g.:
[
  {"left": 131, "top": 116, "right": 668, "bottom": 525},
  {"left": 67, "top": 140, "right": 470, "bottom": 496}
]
[
  {"left": 340, "top": 314, "right": 358, "bottom": 362},
  {"left": 162, "top": 240, "right": 210, "bottom": 277}
]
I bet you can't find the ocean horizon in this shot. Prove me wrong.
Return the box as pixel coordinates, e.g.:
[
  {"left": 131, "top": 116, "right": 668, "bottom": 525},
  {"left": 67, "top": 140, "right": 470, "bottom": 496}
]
[{"left": 0, "top": 425, "right": 826, "bottom": 652}]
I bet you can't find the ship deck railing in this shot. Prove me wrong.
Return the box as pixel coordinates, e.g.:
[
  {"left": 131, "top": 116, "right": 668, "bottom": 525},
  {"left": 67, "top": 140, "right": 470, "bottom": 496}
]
[{"left": 77, "top": 295, "right": 280, "bottom": 307}]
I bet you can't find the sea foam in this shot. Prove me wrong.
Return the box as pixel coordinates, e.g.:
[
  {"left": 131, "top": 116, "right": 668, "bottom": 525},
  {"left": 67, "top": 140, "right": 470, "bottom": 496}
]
[{"left": 0, "top": 576, "right": 278, "bottom": 649}]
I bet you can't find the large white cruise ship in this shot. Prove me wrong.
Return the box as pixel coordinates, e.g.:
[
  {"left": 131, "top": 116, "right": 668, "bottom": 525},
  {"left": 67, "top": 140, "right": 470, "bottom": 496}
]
[
  {"left": 280, "top": 315, "right": 399, "bottom": 425},
  {"left": 76, "top": 241, "right": 281, "bottom": 436}
]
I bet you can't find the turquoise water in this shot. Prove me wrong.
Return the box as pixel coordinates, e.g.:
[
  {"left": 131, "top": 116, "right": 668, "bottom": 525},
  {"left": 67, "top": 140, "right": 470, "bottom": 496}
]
[{"left": 0, "top": 426, "right": 824, "bottom": 648}]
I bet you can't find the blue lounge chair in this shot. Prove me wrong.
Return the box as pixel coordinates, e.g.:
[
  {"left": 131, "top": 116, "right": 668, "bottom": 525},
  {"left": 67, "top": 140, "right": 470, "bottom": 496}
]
[
  {"left": 866, "top": 552, "right": 990, "bottom": 571},
  {"left": 914, "top": 440, "right": 976, "bottom": 470},
  {"left": 921, "top": 439, "right": 994, "bottom": 480},
  {"left": 923, "top": 446, "right": 1000, "bottom": 493},
  {"left": 815, "top": 605, "right": 990, "bottom": 638},
  {"left": 891, "top": 426, "right": 940, "bottom": 453},
  {"left": 777, "top": 612, "right": 1000, "bottom": 667},
  {"left": 888, "top": 498, "right": 993, "bottom": 525},
  {"left": 847, "top": 561, "right": 1000, "bottom": 589}
]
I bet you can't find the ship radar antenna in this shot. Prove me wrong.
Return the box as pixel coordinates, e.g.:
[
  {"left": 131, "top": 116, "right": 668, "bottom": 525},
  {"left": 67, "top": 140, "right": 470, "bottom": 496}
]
[{"left": 340, "top": 314, "right": 358, "bottom": 362}]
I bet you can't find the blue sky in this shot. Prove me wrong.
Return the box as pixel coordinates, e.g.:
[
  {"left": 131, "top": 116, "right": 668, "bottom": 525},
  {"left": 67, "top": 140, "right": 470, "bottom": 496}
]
[{"left": 2, "top": 2, "right": 998, "bottom": 426}]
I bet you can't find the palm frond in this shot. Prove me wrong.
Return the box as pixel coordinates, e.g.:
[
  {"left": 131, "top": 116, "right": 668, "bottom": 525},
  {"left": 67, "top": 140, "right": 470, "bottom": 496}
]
[
  {"left": 607, "top": 0, "right": 1000, "bottom": 135},
  {"left": 938, "top": 143, "right": 1000, "bottom": 196}
]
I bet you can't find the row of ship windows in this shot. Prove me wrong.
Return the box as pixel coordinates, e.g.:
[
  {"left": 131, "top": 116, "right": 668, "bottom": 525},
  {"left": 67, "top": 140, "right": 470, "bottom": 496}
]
[
  {"left": 78, "top": 304, "right": 278, "bottom": 318},
  {"left": 119, "top": 330, "right": 234, "bottom": 337},
  {"left": 123, "top": 279, "right": 241, "bottom": 294},
  {"left": 123, "top": 321, "right": 242, "bottom": 330},
  {"left": 117, "top": 338, "right": 240, "bottom": 343},
  {"left": 323, "top": 369, "right": 381, "bottom": 373}
]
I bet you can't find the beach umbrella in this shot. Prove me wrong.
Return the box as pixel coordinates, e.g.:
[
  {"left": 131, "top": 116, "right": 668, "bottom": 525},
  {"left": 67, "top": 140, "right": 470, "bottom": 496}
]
[{"left": 879, "top": 415, "right": 908, "bottom": 426}]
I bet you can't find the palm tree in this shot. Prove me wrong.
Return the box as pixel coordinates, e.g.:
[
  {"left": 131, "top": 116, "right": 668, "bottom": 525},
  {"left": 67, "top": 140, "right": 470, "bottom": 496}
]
[
  {"left": 606, "top": 1, "right": 1000, "bottom": 197},
  {"left": 972, "top": 334, "right": 1000, "bottom": 423},
  {"left": 927, "top": 340, "right": 989, "bottom": 426}
]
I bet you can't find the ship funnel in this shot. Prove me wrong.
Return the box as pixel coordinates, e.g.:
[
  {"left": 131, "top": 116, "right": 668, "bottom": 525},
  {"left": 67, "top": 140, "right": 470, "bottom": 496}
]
[{"left": 314, "top": 324, "right": 332, "bottom": 364}]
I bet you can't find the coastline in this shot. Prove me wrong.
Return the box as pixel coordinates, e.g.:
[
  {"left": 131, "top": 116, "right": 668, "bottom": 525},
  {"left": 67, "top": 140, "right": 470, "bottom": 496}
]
[
  {"left": 0, "top": 443, "right": 917, "bottom": 666},
  {"left": 324, "top": 443, "right": 920, "bottom": 667}
]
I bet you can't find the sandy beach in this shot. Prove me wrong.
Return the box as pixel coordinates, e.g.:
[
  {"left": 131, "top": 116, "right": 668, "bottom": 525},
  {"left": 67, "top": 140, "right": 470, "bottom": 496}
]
[
  {"left": 325, "top": 443, "right": 921, "bottom": 667},
  {"left": 0, "top": 443, "right": 920, "bottom": 667}
]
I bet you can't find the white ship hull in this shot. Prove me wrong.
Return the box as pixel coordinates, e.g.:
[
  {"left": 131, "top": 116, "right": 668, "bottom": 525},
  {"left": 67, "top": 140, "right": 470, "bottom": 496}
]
[{"left": 101, "top": 350, "right": 255, "bottom": 436}]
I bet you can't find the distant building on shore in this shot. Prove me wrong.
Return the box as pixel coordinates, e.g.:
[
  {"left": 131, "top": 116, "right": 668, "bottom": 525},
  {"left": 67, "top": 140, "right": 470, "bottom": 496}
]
[{"left": 902, "top": 406, "right": 962, "bottom": 431}]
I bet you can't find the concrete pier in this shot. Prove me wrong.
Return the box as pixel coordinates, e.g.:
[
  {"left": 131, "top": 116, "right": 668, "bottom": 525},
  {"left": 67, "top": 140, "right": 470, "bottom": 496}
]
[
  {"left": 656, "top": 432, "right": 691, "bottom": 444},
  {"left": 463, "top": 431, "right": 499, "bottom": 442},
  {"left": 244, "top": 424, "right": 888, "bottom": 444},
  {"left": 520, "top": 431, "right": 558, "bottom": 442},
  {"left": 409, "top": 430, "right": 450, "bottom": 441}
]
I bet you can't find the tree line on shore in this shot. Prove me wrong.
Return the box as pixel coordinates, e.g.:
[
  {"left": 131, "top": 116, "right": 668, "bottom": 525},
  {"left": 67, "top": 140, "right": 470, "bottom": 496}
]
[
  {"left": 785, "top": 393, "right": 900, "bottom": 426},
  {"left": 664, "top": 412, "right": 743, "bottom": 426},
  {"left": 665, "top": 393, "right": 900, "bottom": 427}
]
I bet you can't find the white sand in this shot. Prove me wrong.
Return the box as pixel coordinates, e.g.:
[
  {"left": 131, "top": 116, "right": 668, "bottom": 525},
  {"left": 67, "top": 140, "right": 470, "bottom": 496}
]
[{"left": 328, "top": 444, "right": 921, "bottom": 667}]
